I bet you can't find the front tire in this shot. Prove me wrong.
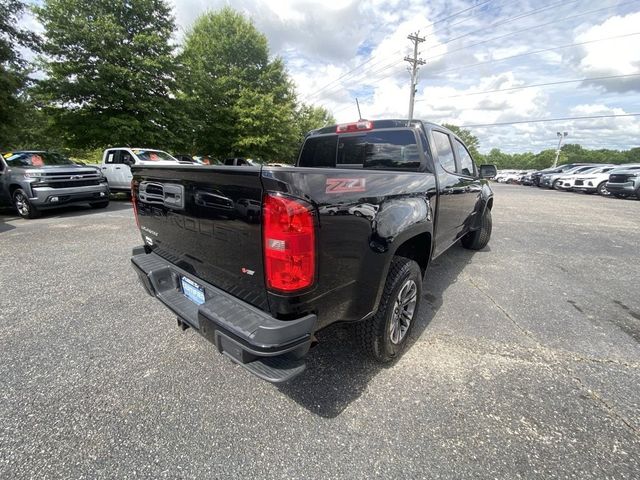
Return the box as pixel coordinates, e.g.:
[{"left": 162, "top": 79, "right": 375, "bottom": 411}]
[
  {"left": 356, "top": 257, "right": 422, "bottom": 363},
  {"left": 461, "top": 208, "right": 492, "bottom": 250},
  {"left": 13, "top": 189, "right": 41, "bottom": 219},
  {"left": 597, "top": 182, "right": 610, "bottom": 196}
]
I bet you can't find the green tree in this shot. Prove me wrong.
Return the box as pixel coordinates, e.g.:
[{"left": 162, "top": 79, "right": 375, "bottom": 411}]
[
  {"left": 179, "top": 8, "right": 298, "bottom": 160},
  {"left": 285, "top": 103, "right": 335, "bottom": 162},
  {"left": 0, "top": 0, "right": 41, "bottom": 149},
  {"left": 484, "top": 148, "right": 511, "bottom": 169},
  {"left": 34, "top": 0, "right": 178, "bottom": 149},
  {"left": 442, "top": 123, "right": 481, "bottom": 159}
]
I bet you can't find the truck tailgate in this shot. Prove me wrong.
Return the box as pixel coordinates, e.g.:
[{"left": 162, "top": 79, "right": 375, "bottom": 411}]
[{"left": 131, "top": 165, "right": 269, "bottom": 312}]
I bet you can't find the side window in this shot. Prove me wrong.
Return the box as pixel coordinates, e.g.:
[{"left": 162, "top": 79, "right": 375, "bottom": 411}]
[
  {"left": 120, "top": 151, "right": 133, "bottom": 165},
  {"left": 0, "top": 159, "right": 5, "bottom": 172},
  {"left": 432, "top": 131, "right": 455, "bottom": 173},
  {"left": 454, "top": 139, "right": 476, "bottom": 177},
  {"left": 298, "top": 136, "right": 338, "bottom": 168},
  {"left": 105, "top": 150, "right": 120, "bottom": 164}
]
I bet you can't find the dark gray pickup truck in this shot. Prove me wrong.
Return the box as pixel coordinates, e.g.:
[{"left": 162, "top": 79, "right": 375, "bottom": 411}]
[
  {"left": 130, "top": 119, "right": 496, "bottom": 382},
  {"left": 0, "top": 151, "right": 110, "bottom": 218}
]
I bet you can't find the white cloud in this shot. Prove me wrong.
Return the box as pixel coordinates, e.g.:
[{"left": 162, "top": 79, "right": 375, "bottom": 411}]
[{"left": 574, "top": 12, "right": 640, "bottom": 76}]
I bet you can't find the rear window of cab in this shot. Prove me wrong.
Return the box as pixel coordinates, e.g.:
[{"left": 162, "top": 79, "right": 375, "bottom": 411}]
[{"left": 298, "top": 129, "right": 422, "bottom": 171}]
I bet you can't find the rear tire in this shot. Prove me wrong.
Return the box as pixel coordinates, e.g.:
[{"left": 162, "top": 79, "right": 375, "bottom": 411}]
[
  {"left": 461, "top": 208, "right": 492, "bottom": 251},
  {"left": 552, "top": 179, "right": 560, "bottom": 190},
  {"left": 90, "top": 201, "right": 109, "bottom": 209},
  {"left": 13, "top": 189, "right": 41, "bottom": 219},
  {"left": 356, "top": 257, "right": 422, "bottom": 363}
]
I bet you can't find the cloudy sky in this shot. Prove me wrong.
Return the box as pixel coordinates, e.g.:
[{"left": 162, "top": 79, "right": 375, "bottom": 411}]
[
  {"left": 22, "top": 0, "right": 640, "bottom": 153},
  {"left": 168, "top": 0, "right": 640, "bottom": 153}
]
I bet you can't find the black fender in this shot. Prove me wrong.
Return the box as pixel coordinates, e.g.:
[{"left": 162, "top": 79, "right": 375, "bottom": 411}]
[
  {"left": 471, "top": 182, "right": 494, "bottom": 230},
  {"left": 367, "top": 195, "right": 434, "bottom": 316}
]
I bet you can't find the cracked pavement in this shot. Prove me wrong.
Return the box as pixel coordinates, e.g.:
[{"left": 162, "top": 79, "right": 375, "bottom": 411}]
[{"left": 1, "top": 184, "right": 639, "bottom": 478}]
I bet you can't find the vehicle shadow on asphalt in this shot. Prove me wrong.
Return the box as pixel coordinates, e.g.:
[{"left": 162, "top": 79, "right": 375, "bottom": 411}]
[
  {"left": 277, "top": 245, "right": 477, "bottom": 418},
  {"left": 0, "top": 218, "right": 16, "bottom": 233}
]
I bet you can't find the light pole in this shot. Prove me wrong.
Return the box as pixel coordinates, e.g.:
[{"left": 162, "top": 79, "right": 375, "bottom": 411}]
[{"left": 552, "top": 131, "right": 568, "bottom": 168}]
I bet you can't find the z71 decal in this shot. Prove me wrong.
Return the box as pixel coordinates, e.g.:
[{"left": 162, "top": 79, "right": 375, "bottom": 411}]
[{"left": 326, "top": 178, "right": 366, "bottom": 193}]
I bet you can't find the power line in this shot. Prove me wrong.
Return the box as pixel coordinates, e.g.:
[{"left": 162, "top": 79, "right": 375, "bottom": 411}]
[
  {"left": 301, "top": 0, "right": 496, "bottom": 101},
  {"left": 328, "top": 30, "right": 640, "bottom": 110},
  {"left": 304, "top": 0, "right": 626, "bottom": 103},
  {"left": 459, "top": 113, "right": 640, "bottom": 128},
  {"left": 424, "top": 31, "right": 640, "bottom": 76},
  {"left": 430, "top": 0, "right": 581, "bottom": 50},
  {"left": 419, "top": 0, "right": 640, "bottom": 72},
  {"left": 415, "top": 73, "right": 640, "bottom": 101}
]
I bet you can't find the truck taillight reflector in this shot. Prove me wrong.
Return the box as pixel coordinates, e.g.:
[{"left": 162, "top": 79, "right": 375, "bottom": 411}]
[{"left": 263, "top": 193, "right": 315, "bottom": 293}]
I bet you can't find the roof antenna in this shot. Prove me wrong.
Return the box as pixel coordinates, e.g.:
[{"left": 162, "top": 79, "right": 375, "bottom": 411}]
[{"left": 356, "top": 97, "right": 363, "bottom": 120}]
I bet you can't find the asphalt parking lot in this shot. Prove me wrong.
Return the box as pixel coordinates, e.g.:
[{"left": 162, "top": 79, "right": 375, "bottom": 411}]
[{"left": 1, "top": 184, "right": 639, "bottom": 479}]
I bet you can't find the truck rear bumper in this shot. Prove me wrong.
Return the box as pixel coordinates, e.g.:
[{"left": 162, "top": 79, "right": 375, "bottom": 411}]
[{"left": 131, "top": 247, "right": 316, "bottom": 383}]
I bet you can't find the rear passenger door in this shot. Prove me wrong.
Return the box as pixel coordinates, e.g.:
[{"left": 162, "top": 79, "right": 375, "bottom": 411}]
[
  {"left": 452, "top": 137, "right": 482, "bottom": 233},
  {"left": 430, "top": 130, "right": 479, "bottom": 256}
]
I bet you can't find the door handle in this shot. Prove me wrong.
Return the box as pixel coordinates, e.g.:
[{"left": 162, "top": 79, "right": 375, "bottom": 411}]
[
  {"left": 101, "top": 167, "right": 107, "bottom": 169},
  {"left": 115, "top": 167, "right": 121, "bottom": 170}
]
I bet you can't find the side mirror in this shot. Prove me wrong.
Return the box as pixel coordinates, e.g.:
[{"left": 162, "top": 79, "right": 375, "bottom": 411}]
[
  {"left": 479, "top": 164, "right": 497, "bottom": 179},
  {"left": 123, "top": 158, "right": 134, "bottom": 167}
]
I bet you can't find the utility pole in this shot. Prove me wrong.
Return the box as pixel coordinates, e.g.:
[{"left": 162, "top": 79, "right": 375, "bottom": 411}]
[
  {"left": 552, "top": 131, "right": 568, "bottom": 167},
  {"left": 405, "top": 31, "right": 426, "bottom": 121}
]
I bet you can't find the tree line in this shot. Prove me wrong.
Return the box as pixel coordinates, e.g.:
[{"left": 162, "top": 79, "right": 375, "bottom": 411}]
[
  {"left": 444, "top": 126, "right": 640, "bottom": 170},
  {"left": 1, "top": 0, "right": 333, "bottom": 162}
]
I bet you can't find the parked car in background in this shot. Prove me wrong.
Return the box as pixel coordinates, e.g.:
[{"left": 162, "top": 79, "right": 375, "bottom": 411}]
[
  {"left": 605, "top": 165, "right": 640, "bottom": 199},
  {"left": 554, "top": 165, "right": 613, "bottom": 191},
  {"left": 531, "top": 164, "right": 590, "bottom": 186},
  {"left": 494, "top": 170, "right": 524, "bottom": 183},
  {"left": 572, "top": 165, "right": 622, "bottom": 196},
  {"left": 0, "top": 151, "right": 109, "bottom": 219},
  {"left": 539, "top": 165, "right": 601, "bottom": 189},
  {"left": 100, "top": 148, "right": 179, "bottom": 192}
]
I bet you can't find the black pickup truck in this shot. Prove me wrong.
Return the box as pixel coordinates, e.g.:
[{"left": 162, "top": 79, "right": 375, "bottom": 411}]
[{"left": 130, "top": 119, "right": 496, "bottom": 382}]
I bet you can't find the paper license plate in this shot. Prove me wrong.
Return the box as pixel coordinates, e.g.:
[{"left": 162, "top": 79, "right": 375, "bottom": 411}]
[{"left": 181, "top": 276, "right": 205, "bottom": 305}]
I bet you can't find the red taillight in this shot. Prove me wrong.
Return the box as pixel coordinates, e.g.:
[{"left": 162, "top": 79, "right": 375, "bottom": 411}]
[
  {"left": 131, "top": 180, "right": 139, "bottom": 227},
  {"left": 263, "top": 193, "right": 315, "bottom": 293},
  {"left": 336, "top": 120, "right": 374, "bottom": 133}
]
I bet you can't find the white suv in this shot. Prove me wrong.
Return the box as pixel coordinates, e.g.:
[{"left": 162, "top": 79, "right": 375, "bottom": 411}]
[
  {"left": 573, "top": 165, "right": 638, "bottom": 196},
  {"left": 555, "top": 165, "right": 614, "bottom": 192},
  {"left": 100, "top": 148, "right": 179, "bottom": 192}
]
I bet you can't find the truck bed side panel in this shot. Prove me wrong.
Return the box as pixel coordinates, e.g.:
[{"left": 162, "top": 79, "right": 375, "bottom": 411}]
[{"left": 262, "top": 167, "right": 437, "bottom": 329}]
